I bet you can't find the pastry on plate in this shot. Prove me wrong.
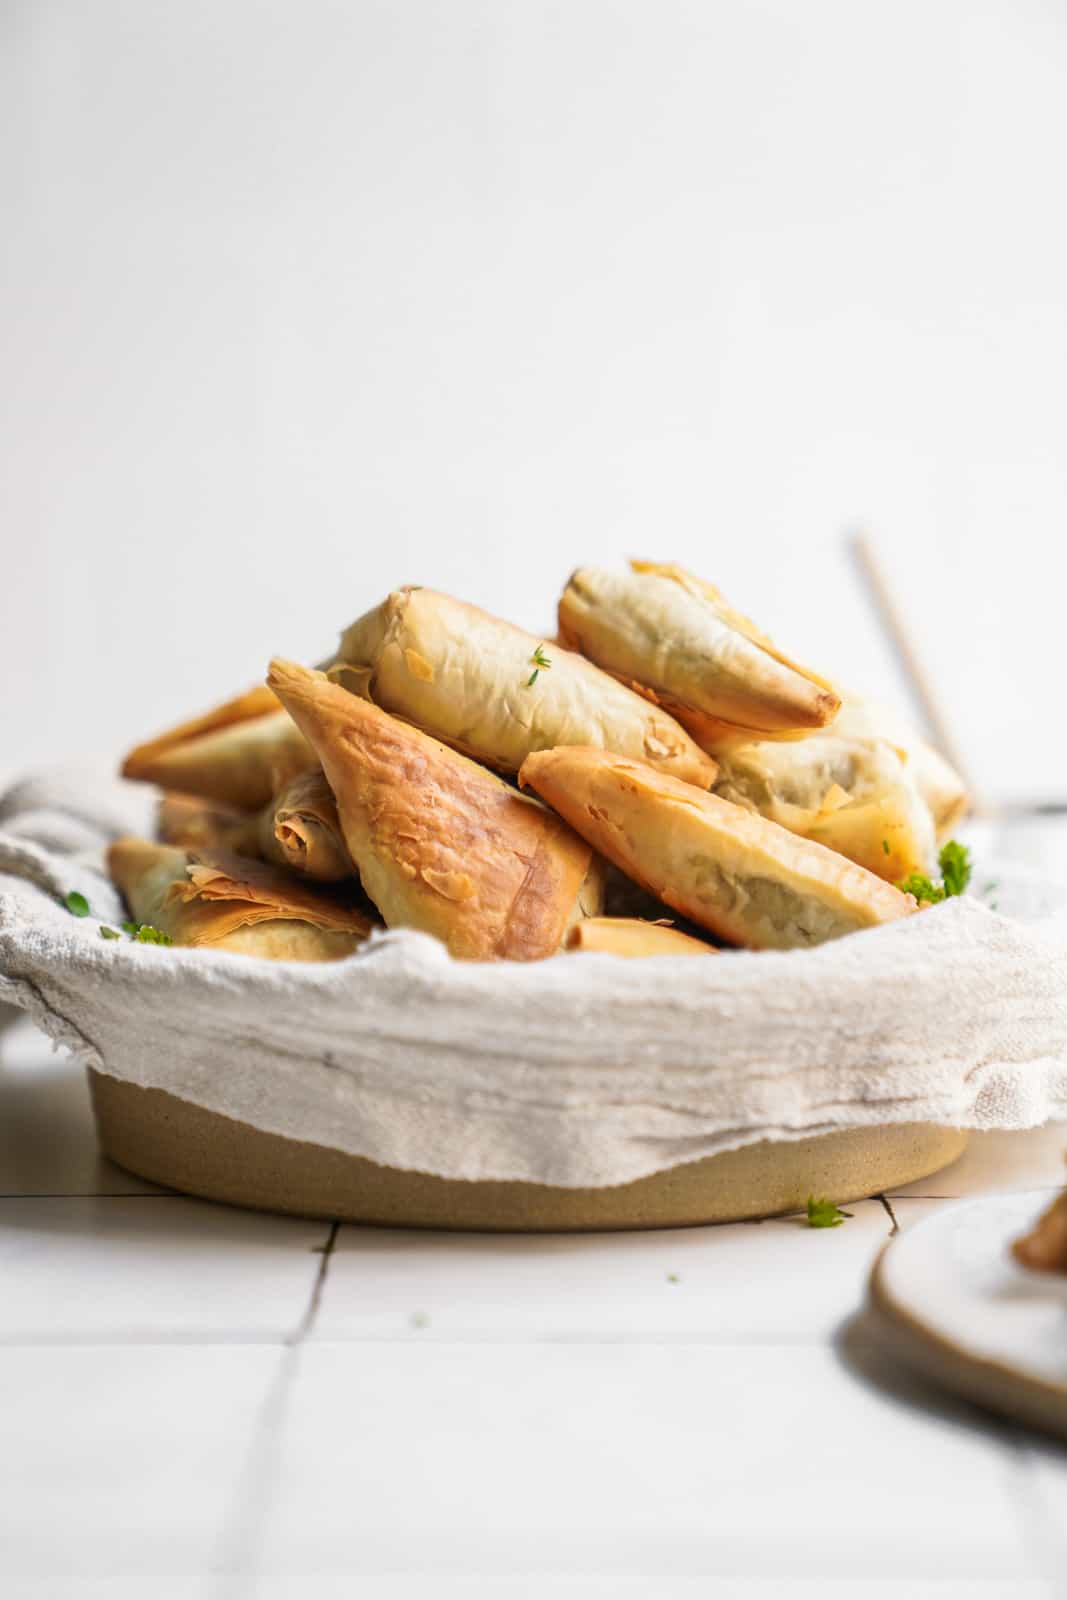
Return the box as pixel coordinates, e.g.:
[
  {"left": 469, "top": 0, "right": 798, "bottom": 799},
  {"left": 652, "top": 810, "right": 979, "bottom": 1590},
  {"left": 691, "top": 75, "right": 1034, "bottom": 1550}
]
[
  {"left": 519, "top": 746, "right": 916, "bottom": 951},
  {"left": 1012, "top": 1190, "right": 1067, "bottom": 1274},
  {"left": 108, "top": 838, "right": 374, "bottom": 962},
  {"left": 712, "top": 734, "right": 937, "bottom": 883},
  {"left": 566, "top": 917, "right": 716, "bottom": 958},
  {"left": 331, "top": 586, "right": 716, "bottom": 787},
  {"left": 558, "top": 562, "right": 840, "bottom": 745},
  {"left": 123, "top": 687, "right": 315, "bottom": 810},
  {"left": 268, "top": 658, "right": 605, "bottom": 961}
]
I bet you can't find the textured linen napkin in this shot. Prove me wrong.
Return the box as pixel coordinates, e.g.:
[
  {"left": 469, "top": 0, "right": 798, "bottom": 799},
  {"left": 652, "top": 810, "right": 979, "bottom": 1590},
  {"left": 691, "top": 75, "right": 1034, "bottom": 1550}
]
[{"left": 1, "top": 767, "right": 1066, "bottom": 1188}]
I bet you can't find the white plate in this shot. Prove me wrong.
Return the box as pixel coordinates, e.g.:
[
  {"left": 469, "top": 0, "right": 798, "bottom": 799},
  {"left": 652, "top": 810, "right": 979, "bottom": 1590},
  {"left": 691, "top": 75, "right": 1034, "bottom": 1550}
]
[{"left": 869, "top": 1191, "right": 1067, "bottom": 1437}]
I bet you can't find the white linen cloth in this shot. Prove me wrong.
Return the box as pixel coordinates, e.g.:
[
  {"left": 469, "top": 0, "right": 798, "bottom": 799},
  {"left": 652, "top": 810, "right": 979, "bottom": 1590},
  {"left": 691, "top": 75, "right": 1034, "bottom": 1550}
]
[{"left": 1, "top": 768, "right": 1066, "bottom": 1188}]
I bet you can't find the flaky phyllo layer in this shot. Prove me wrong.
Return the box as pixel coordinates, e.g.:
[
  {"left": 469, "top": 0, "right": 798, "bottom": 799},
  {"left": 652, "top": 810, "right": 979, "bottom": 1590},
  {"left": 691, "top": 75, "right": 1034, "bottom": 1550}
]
[{"left": 108, "top": 838, "right": 374, "bottom": 962}]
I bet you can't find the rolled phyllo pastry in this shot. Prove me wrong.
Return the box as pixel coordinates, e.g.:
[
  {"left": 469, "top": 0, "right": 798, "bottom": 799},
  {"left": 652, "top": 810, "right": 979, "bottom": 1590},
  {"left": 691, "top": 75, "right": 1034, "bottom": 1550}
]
[
  {"left": 712, "top": 735, "right": 937, "bottom": 883},
  {"left": 123, "top": 687, "right": 315, "bottom": 810},
  {"left": 157, "top": 771, "right": 355, "bottom": 883},
  {"left": 558, "top": 562, "right": 840, "bottom": 746},
  {"left": 107, "top": 838, "right": 375, "bottom": 962},
  {"left": 566, "top": 917, "right": 716, "bottom": 958},
  {"left": 268, "top": 657, "right": 605, "bottom": 960},
  {"left": 331, "top": 587, "right": 716, "bottom": 787},
  {"left": 519, "top": 747, "right": 916, "bottom": 951},
  {"left": 257, "top": 768, "right": 355, "bottom": 882}
]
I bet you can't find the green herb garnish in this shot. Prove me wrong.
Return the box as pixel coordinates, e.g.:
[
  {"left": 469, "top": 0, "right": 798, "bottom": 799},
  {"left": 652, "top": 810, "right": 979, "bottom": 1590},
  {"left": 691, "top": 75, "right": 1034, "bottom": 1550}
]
[
  {"left": 805, "top": 1196, "right": 852, "bottom": 1228},
  {"left": 64, "top": 890, "right": 170, "bottom": 946},
  {"left": 938, "top": 840, "right": 972, "bottom": 898},
  {"left": 898, "top": 872, "right": 944, "bottom": 904},
  {"left": 666, "top": 1272, "right": 680, "bottom": 1284},
  {"left": 882, "top": 839, "right": 891, "bottom": 856},
  {"left": 898, "top": 839, "right": 972, "bottom": 905},
  {"left": 526, "top": 644, "right": 552, "bottom": 687},
  {"left": 410, "top": 1311, "right": 430, "bottom": 1329}
]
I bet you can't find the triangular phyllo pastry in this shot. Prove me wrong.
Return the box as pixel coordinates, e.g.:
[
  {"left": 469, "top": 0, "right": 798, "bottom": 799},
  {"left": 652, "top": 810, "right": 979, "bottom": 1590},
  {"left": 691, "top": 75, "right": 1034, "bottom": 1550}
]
[
  {"left": 519, "top": 746, "right": 915, "bottom": 951},
  {"left": 268, "top": 657, "right": 604, "bottom": 960},
  {"left": 558, "top": 562, "right": 840, "bottom": 746},
  {"left": 331, "top": 586, "right": 716, "bottom": 787}
]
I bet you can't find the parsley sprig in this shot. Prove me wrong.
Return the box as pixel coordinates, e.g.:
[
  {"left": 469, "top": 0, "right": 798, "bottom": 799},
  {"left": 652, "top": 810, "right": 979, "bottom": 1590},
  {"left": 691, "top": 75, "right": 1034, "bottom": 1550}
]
[
  {"left": 805, "top": 1196, "right": 852, "bottom": 1228},
  {"left": 63, "top": 892, "right": 171, "bottom": 946},
  {"left": 526, "top": 644, "right": 552, "bottom": 687},
  {"left": 898, "top": 840, "right": 973, "bottom": 905}
]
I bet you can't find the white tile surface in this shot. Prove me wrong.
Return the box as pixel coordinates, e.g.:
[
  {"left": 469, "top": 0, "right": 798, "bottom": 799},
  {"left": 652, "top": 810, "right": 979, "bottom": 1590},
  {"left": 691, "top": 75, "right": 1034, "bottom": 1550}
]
[
  {"left": 0, "top": 1345, "right": 283, "bottom": 1580},
  {"left": 0, "top": 1197, "right": 329, "bottom": 1342},
  {"left": 253, "top": 1343, "right": 1035, "bottom": 1581},
  {"left": 314, "top": 1201, "right": 892, "bottom": 1344},
  {"left": 889, "top": 1126, "right": 1067, "bottom": 1199},
  {"left": 0, "top": 1016, "right": 159, "bottom": 1195},
  {"left": 1018, "top": 1444, "right": 1067, "bottom": 1571}
]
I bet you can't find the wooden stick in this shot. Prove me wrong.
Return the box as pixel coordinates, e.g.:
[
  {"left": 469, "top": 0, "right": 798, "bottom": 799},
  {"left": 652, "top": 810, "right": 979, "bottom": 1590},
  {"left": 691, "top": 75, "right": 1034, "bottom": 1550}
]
[{"left": 849, "top": 530, "right": 982, "bottom": 811}]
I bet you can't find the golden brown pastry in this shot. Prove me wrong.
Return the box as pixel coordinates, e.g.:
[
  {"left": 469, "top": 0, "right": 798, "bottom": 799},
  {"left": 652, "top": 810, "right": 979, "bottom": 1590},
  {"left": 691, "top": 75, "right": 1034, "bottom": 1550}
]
[
  {"left": 712, "top": 734, "right": 937, "bottom": 883},
  {"left": 566, "top": 917, "right": 716, "bottom": 958},
  {"left": 157, "top": 771, "right": 354, "bottom": 883},
  {"left": 268, "top": 657, "right": 605, "bottom": 960},
  {"left": 1012, "top": 1191, "right": 1067, "bottom": 1274},
  {"left": 257, "top": 768, "right": 354, "bottom": 882},
  {"left": 558, "top": 562, "right": 840, "bottom": 746},
  {"left": 123, "top": 687, "right": 315, "bottom": 810},
  {"left": 832, "top": 693, "right": 969, "bottom": 840},
  {"left": 332, "top": 586, "right": 716, "bottom": 787},
  {"left": 519, "top": 746, "right": 916, "bottom": 951},
  {"left": 107, "top": 838, "right": 374, "bottom": 961},
  {"left": 157, "top": 792, "right": 250, "bottom": 852}
]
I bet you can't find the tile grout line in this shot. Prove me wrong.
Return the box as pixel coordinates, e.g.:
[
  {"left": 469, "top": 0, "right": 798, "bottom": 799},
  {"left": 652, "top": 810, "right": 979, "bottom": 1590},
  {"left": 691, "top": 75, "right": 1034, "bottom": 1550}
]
[
  {"left": 208, "top": 1217, "right": 340, "bottom": 1589},
  {"left": 876, "top": 1193, "right": 899, "bottom": 1234},
  {"left": 286, "top": 1219, "right": 340, "bottom": 1346},
  {"left": 0, "top": 1191, "right": 182, "bottom": 1200}
]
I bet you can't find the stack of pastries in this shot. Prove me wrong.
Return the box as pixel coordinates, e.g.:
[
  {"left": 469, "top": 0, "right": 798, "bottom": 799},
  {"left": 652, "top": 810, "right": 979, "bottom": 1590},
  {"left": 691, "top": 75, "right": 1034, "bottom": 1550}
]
[{"left": 112, "top": 562, "right": 967, "bottom": 963}]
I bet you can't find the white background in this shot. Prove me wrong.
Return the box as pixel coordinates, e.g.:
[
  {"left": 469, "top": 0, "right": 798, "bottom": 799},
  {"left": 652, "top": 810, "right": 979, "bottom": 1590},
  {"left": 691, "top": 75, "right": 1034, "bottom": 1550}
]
[{"left": 2, "top": 0, "right": 1065, "bottom": 803}]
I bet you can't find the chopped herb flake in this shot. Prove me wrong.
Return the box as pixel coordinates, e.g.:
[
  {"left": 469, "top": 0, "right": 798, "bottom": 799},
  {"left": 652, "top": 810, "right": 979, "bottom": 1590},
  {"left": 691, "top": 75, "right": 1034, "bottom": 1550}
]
[
  {"left": 99, "top": 925, "right": 121, "bottom": 940},
  {"left": 882, "top": 839, "right": 891, "bottom": 855},
  {"left": 65, "top": 891, "right": 90, "bottom": 918},
  {"left": 666, "top": 1272, "right": 680, "bottom": 1284},
  {"left": 133, "top": 924, "right": 172, "bottom": 946},
  {"left": 525, "top": 644, "right": 552, "bottom": 687}
]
